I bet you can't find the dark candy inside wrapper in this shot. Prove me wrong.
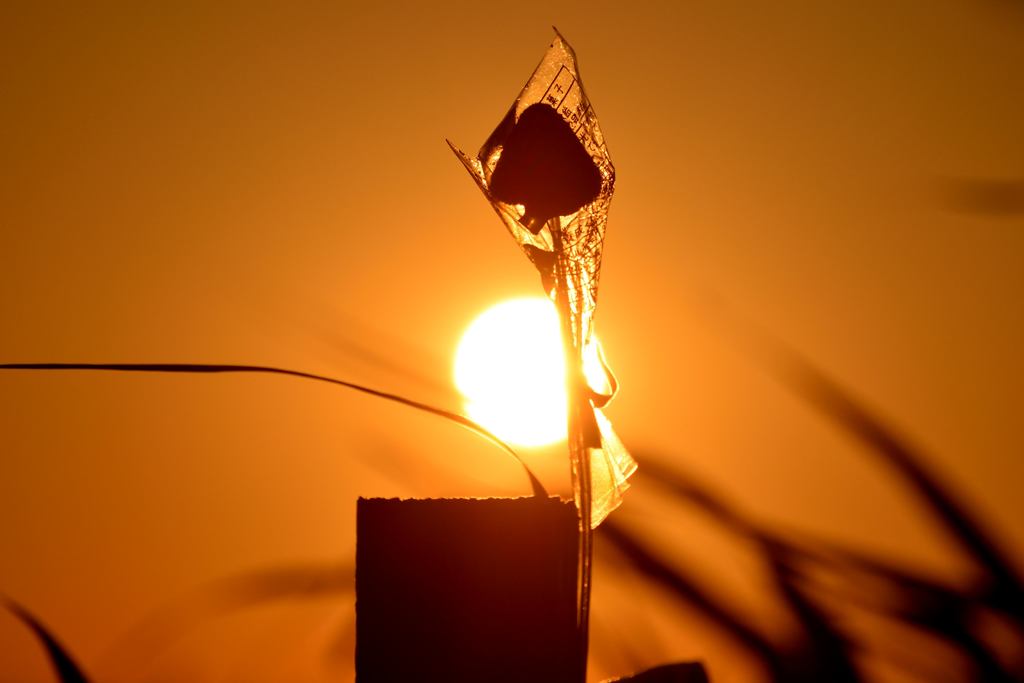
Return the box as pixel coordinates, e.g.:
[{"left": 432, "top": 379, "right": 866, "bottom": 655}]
[
  {"left": 489, "top": 103, "right": 602, "bottom": 233},
  {"left": 448, "top": 31, "right": 636, "bottom": 528}
]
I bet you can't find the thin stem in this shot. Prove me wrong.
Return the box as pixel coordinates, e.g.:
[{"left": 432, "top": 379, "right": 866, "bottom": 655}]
[
  {"left": 0, "top": 362, "right": 546, "bottom": 498},
  {"left": 549, "top": 220, "right": 593, "bottom": 682},
  {"left": 573, "top": 401, "right": 593, "bottom": 679}
]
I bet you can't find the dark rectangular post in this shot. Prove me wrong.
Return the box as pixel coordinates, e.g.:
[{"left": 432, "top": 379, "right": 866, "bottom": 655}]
[{"left": 356, "top": 496, "right": 580, "bottom": 682}]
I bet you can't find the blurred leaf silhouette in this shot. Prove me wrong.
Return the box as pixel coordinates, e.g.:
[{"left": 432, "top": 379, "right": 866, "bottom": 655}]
[
  {"left": 0, "top": 362, "right": 546, "bottom": 498},
  {"left": 604, "top": 449, "right": 1024, "bottom": 682},
  {"left": 938, "top": 177, "right": 1024, "bottom": 217},
  {"left": 599, "top": 349, "right": 1024, "bottom": 683},
  {"left": 777, "top": 350, "right": 1024, "bottom": 611},
  {"left": 3, "top": 598, "right": 91, "bottom": 683}
]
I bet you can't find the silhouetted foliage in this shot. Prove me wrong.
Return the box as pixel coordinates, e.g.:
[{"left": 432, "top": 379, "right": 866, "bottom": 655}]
[
  {"left": 939, "top": 177, "right": 1024, "bottom": 217},
  {"left": 0, "top": 362, "right": 545, "bottom": 499},
  {"left": 3, "top": 599, "right": 91, "bottom": 683}
]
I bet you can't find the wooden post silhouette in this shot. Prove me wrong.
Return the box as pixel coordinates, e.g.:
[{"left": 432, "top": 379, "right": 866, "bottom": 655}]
[{"left": 356, "top": 496, "right": 580, "bottom": 682}]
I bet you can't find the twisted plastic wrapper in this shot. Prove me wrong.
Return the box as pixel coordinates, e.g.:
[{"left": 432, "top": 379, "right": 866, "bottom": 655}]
[{"left": 448, "top": 30, "right": 636, "bottom": 529}]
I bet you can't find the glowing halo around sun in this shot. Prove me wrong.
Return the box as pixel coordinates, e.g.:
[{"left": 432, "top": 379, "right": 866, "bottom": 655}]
[{"left": 454, "top": 297, "right": 606, "bottom": 448}]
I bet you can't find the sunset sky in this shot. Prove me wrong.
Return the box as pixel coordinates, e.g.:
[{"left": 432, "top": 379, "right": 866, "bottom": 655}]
[{"left": 1, "top": 2, "right": 1022, "bottom": 681}]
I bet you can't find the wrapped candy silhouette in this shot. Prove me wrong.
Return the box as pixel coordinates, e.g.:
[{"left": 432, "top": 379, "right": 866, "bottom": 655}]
[
  {"left": 448, "top": 29, "right": 635, "bottom": 531},
  {"left": 489, "top": 102, "right": 603, "bottom": 234}
]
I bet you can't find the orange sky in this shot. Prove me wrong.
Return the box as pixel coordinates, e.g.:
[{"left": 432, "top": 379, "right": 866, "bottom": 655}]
[{"left": 1, "top": 2, "right": 1022, "bottom": 681}]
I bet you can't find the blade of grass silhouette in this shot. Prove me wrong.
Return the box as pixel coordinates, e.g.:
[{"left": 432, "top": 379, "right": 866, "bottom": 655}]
[
  {"left": 610, "top": 466, "right": 863, "bottom": 682},
  {"left": 639, "top": 447, "right": 1016, "bottom": 617},
  {"left": 798, "top": 541, "right": 1024, "bottom": 682},
  {"left": 3, "top": 598, "right": 91, "bottom": 683},
  {"left": 630, "top": 463, "right": 859, "bottom": 680},
  {"left": 636, "top": 455, "right": 1023, "bottom": 681},
  {"left": 638, "top": 289, "right": 1024, "bottom": 678},
  {"left": 780, "top": 542, "right": 1020, "bottom": 682},
  {"left": 688, "top": 289, "right": 1024, "bottom": 614},
  {"left": 780, "top": 356, "right": 1024, "bottom": 613},
  {"left": 599, "top": 519, "right": 785, "bottom": 680},
  {"left": 0, "top": 362, "right": 546, "bottom": 498},
  {"left": 762, "top": 541, "right": 861, "bottom": 682}
]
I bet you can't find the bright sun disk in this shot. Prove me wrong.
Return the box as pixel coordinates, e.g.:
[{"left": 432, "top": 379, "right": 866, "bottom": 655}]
[{"left": 454, "top": 297, "right": 605, "bottom": 448}]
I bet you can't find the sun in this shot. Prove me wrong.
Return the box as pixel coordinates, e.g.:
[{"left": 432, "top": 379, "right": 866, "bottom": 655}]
[
  {"left": 454, "top": 297, "right": 607, "bottom": 448},
  {"left": 455, "top": 298, "right": 566, "bottom": 447}
]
